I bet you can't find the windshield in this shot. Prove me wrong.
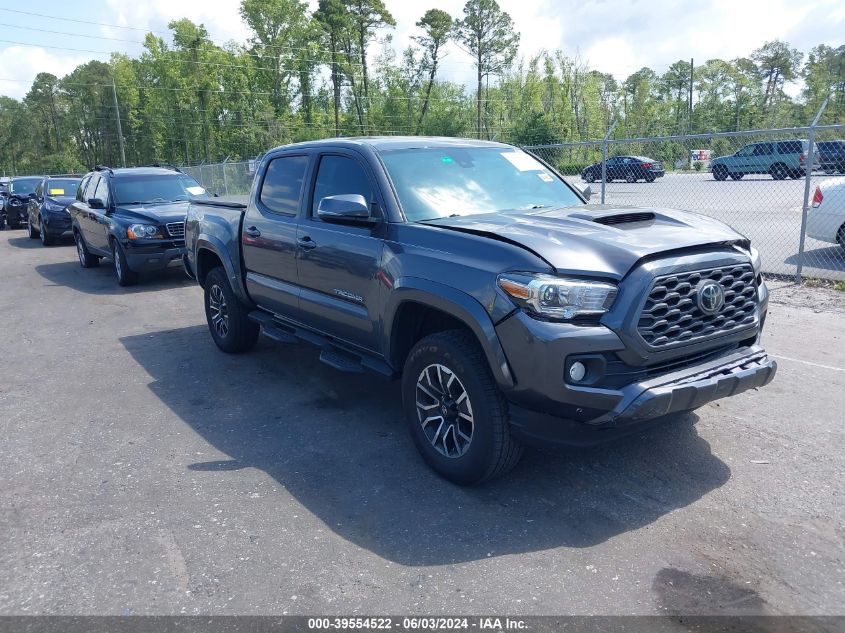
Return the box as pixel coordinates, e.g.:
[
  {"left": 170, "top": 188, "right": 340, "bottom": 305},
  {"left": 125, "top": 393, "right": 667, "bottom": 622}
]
[
  {"left": 45, "top": 179, "right": 81, "bottom": 197},
  {"left": 9, "top": 178, "right": 41, "bottom": 195},
  {"left": 378, "top": 147, "right": 582, "bottom": 222},
  {"left": 112, "top": 174, "right": 208, "bottom": 205}
]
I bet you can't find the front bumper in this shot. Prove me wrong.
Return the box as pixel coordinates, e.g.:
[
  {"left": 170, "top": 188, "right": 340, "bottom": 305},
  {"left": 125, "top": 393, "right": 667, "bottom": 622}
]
[
  {"left": 41, "top": 215, "right": 73, "bottom": 237},
  {"left": 123, "top": 241, "right": 188, "bottom": 272},
  {"left": 508, "top": 345, "right": 776, "bottom": 446}
]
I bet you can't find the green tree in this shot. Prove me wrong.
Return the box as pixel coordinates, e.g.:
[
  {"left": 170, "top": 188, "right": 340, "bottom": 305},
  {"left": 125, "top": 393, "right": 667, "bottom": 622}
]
[
  {"left": 453, "top": 0, "right": 519, "bottom": 138},
  {"left": 413, "top": 9, "right": 453, "bottom": 134}
]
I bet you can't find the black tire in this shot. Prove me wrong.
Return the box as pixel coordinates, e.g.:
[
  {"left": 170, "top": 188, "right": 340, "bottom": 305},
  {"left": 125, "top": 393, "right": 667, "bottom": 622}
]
[
  {"left": 401, "top": 330, "right": 523, "bottom": 485},
  {"left": 112, "top": 239, "right": 139, "bottom": 286},
  {"left": 625, "top": 170, "right": 637, "bottom": 183},
  {"left": 9, "top": 220, "right": 20, "bottom": 230},
  {"left": 645, "top": 174, "right": 656, "bottom": 183},
  {"left": 730, "top": 173, "right": 743, "bottom": 180},
  {"left": 28, "top": 222, "right": 38, "bottom": 239},
  {"left": 770, "top": 163, "right": 788, "bottom": 180},
  {"left": 204, "top": 266, "right": 259, "bottom": 353},
  {"left": 583, "top": 171, "right": 595, "bottom": 183},
  {"left": 824, "top": 167, "right": 835, "bottom": 175},
  {"left": 74, "top": 230, "right": 99, "bottom": 268},
  {"left": 713, "top": 165, "right": 728, "bottom": 181},
  {"left": 39, "top": 219, "right": 55, "bottom": 246}
]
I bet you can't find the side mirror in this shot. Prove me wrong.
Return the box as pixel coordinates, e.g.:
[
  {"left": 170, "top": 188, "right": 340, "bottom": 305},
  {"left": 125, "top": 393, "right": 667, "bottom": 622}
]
[
  {"left": 28, "top": 192, "right": 37, "bottom": 199},
  {"left": 317, "top": 194, "right": 375, "bottom": 224},
  {"left": 580, "top": 184, "right": 593, "bottom": 201},
  {"left": 88, "top": 197, "right": 105, "bottom": 209}
]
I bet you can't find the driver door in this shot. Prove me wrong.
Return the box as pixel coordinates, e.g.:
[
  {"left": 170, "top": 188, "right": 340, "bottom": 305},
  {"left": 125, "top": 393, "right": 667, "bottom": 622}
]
[{"left": 295, "top": 151, "right": 386, "bottom": 352}]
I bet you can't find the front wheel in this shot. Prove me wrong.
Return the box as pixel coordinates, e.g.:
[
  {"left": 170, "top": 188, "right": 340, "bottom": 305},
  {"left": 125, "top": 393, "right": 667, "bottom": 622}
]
[
  {"left": 837, "top": 224, "right": 845, "bottom": 251},
  {"left": 39, "top": 220, "right": 55, "bottom": 246},
  {"left": 112, "top": 240, "right": 139, "bottom": 286},
  {"left": 28, "top": 222, "right": 38, "bottom": 239},
  {"left": 713, "top": 165, "right": 728, "bottom": 181},
  {"left": 402, "top": 330, "right": 523, "bottom": 485},
  {"left": 583, "top": 171, "right": 595, "bottom": 183},
  {"left": 204, "top": 267, "right": 259, "bottom": 353}
]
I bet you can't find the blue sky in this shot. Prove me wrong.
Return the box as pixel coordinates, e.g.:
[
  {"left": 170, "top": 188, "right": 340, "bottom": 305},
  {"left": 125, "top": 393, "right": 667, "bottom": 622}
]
[{"left": 1, "top": 0, "right": 844, "bottom": 100}]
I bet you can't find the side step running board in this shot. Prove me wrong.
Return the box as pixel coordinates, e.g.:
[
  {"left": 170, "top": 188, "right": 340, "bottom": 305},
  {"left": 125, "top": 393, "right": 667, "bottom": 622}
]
[{"left": 247, "top": 310, "right": 394, "bottom": 377}]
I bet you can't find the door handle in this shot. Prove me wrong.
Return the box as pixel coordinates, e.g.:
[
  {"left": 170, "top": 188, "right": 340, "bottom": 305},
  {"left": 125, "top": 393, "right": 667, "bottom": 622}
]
[
  {"left": 244, "top": 226, "right": 261, "bottom": 238},
  {"left": 297, "top": 236, "right": 317, "bottom": 250}
]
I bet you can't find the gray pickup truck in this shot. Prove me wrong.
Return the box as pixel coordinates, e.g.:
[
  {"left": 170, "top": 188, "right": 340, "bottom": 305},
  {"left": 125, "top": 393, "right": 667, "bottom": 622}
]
[{"left": 184, "top": 137, "right": 776, "bottom": 485}]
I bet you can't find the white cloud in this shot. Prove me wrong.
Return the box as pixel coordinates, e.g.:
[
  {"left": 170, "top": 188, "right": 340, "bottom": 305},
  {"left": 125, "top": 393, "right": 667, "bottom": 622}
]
[{"left": 0, "top": 47, "right": 92, "bottom": 99}]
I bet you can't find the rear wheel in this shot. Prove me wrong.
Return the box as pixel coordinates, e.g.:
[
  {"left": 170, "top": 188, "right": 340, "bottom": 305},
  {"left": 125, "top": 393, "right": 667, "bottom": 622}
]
[
  {"left": 770, "top": 163, "right": 789, "bottom": 180},
  {"left": 730, "top": 173, "right": 743, "bottom": 180},
  {"left": 645, "top": 174, "right": 656, "bottom": 183},
  {"left": 74, "top": 231, "right": 99, "bottom": 268},
  {"left": 401, "top": 330, "right": 523, "bottom": 485},
  {"left": 112, "top": 240, "right": 139, "bottom": 286},
  {"left": 713, "top": 165, "right": 728, "bottom": 181},
  {"left": 204, "top": 267, "right": 259, "bottom": 353},
  {"left": 625, "top": 170, "right": 637, "bottom": 183},
  {"left": 837, "top": 224, "right": 845, "bottom": 251}
]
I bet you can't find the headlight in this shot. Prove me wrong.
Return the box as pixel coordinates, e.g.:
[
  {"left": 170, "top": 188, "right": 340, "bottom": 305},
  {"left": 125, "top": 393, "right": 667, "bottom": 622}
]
[
  {"left": 750, "top": 246, "right": 762, "bottom": 274},
  {"left": 44, "top": 201, "right": 66, "bottom": 213},
  {"left": 497, "top": 273, "right": 618, "bottom": 320},
  {"left": 127, "top": 224, "right": 163, "bottom": 240}
]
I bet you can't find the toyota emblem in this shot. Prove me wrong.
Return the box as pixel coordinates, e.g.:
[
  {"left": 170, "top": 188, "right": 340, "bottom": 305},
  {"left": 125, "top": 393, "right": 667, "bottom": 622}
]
[{"left": 697, "top": 280, "right": 725, "bottom": 315}]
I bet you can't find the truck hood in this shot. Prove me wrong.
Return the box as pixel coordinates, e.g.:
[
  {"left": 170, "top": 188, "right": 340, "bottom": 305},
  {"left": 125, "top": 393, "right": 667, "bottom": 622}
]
[
  {"left": 114, "top": 201, "right": 189, "bottom": 225},
  {"left": 424, "top": 205, "right": 749, "bottom": 280}
]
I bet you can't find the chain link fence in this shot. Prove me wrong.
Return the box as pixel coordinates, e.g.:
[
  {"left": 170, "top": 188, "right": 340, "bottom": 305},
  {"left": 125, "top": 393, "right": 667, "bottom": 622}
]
[
  {"left": 182, "top": 159, "right": 257, "bottom": 197},
  {"left": 528, "top": 123, "right": 845, "bottom": 283},
  {"left": 184, "top": 123, "right": 845, "bottom": 283}
]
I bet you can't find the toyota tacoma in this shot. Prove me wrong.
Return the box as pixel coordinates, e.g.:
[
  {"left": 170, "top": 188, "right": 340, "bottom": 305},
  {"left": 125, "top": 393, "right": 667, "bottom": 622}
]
[{"left": 184, "top": 137, "right": 777, "bottom": 485}]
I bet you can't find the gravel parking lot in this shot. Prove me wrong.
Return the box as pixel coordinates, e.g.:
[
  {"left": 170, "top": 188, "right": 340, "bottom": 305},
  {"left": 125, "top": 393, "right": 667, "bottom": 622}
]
[
  {"left": 0, "top": 231, "right": 843, "bottom": 616},
  {"left": 563, "top": 172, "right": 845, "bottom": 281}
]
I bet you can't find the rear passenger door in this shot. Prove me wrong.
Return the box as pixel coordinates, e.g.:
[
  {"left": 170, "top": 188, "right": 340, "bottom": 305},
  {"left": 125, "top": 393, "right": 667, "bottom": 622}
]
[
  {"left": 242, "top": 152, "right": 310, "bottom": 319},
  {"left": 294, "top": 151, "right": 386, "bottom": 352}
]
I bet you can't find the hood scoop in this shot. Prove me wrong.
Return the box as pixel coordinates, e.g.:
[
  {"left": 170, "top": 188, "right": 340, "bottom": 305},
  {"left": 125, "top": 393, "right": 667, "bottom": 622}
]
[{"left": 592, "top": 211, "right": 655, "bottom": 226}]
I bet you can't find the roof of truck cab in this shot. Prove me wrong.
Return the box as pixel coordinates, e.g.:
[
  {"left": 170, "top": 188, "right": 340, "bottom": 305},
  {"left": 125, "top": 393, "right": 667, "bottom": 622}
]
[{"left": 274, "top": 136, "right": 515, "bottom": 152}]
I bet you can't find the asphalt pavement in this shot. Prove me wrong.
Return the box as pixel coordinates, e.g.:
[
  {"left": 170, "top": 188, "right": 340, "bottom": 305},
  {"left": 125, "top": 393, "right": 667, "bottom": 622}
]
[
  {"left": 566, "top": 172, "right": 845, "bottom": 281},
  {"left": 0, "top": 231, "right": 843, "bottom": 616}
]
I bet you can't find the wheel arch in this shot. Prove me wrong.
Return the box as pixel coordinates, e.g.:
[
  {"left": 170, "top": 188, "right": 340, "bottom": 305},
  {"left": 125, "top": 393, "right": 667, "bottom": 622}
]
[{"left": 384, "top": 279, "right": 515, "bottom": 390}]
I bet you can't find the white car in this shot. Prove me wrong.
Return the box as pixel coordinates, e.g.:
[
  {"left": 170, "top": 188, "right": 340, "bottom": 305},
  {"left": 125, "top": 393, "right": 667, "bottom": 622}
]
[{"left": 806, "top": 178, "right": 845, "bottom": 250}]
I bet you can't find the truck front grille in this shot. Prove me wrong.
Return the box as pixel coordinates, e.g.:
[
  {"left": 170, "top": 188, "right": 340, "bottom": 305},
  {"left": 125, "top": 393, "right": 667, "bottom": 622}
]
[
  {"left": 637, "top": 264, "right": 757, "bottom": 348},
  {"left": 166, "top": 222, "right": 185, "bottom": 238}
]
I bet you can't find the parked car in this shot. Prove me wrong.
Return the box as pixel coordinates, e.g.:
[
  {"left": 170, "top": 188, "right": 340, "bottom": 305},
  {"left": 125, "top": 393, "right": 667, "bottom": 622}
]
[
  {"left": 184, "top": 137, "right": 776, "bottom": 485},
  {"left": 3, "top": 176, "right": 42, "bottom": 229},
  {"left": 816, "top": 140, "right": 845, "bottom": 175},
  {"left": 806, "top": 179, "right": 845, "bottom": 250},
  {"left": 27, "top": 176, "right": 82, "bottom": 245},
  {"left": 710, "top": 140, "right": 818, "bottom": 180},
  {"left": 68, "top": 165, "right": 208, "bottom": 286},
  {"left": 581, "top": 156, "right": 665, "bottom": 183}
]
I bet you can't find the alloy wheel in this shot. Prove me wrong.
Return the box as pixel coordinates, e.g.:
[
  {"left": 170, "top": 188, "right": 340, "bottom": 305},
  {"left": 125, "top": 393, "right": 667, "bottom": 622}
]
[
  {"left": 415, "top": 363, "right": 474, "bottom": 458},
  {"left": 76, "top": 236, "right": 85, "bottom": 266},
  {"left": 208, "top": 284, "right": 230, "bottom": 338}
]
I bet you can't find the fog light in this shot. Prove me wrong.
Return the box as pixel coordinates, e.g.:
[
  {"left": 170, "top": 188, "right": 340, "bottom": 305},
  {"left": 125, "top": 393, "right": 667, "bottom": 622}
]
[{"left": 569, "top": 361, "right": 587, "bottom": 382}]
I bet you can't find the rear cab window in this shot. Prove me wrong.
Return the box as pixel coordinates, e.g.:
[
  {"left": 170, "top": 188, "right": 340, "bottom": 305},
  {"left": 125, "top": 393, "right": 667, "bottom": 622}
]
[{"left": 258, "top": 155, "right": 309, "bottom": 216}]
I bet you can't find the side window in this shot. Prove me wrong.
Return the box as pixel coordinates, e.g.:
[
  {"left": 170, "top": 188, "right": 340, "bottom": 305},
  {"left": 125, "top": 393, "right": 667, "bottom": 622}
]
[
  {"left": 753, "top": 143, "right": 773, "bottom": 156},
  {"left": 777, "top": 141, "right": 801, "bottom": 154},
  {"left": 94, "top": 176, "right": 110, "bottom": 206},
  {"left": 83, "top": 175, "right": 99, "bottom": 202},
  {"left": 311, "top": 155, "right": 373, "bottom": 217},
  {"left": 736, "top": 145, "right": 754, "bottom": 157},
  {"left": 258, "top": 155, "right": 308, "bottom": 215},
  {"left": 77, "top": 175, "right": 91, "bottom": 202}
]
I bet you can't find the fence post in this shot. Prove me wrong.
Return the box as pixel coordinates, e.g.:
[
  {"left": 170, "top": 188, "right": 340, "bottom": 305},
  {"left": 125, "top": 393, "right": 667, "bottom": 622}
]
[
  {"left": 796, "top": 98, "right": 828, "bottom": 283},
  {"left": 601, "top": 119, "right": 617, "bottom": 204},
  {"left": 222, "top": 156, "right": 230, "bottom": 196}
]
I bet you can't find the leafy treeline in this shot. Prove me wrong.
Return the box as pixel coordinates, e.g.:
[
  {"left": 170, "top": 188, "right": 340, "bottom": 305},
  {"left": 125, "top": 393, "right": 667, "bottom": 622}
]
[{"left": 0, "top": 0, "right": 843, "bottom": 174}]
